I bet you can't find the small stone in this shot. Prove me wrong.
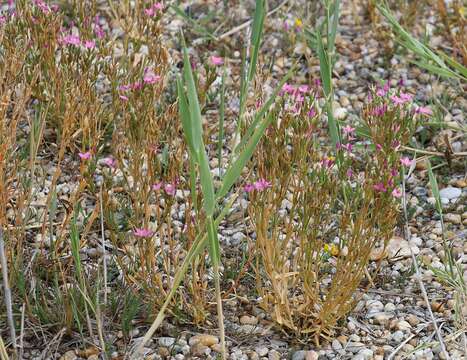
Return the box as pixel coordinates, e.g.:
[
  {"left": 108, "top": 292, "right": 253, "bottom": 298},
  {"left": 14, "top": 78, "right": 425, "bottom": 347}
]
[
  {"left": 373, "top": 312, "right": 392, "bottom": 326},
  {"left": 158, "top": 337, "right": 176, "bottom": 347},
  {"left": 396, "top": 320, "right": 412, "bottom": 331},
  {"left": 384, "top": 303, "right": 396, "bottom": 312},
  {"left": 191, "top": 343, "right": 210, "bottom": 356},
  {"left": 392, "top": 330, "right": 404, "bottom": 342},
  {"left": 240, "top": 315, "right": 258, "bottom": 325},
  {"left": 357, "top": 348, "right": 373, "bottom": 360},
  {"left": 406, "top": 314, "right": 420, "bottom": 326},
  {"left": 157, "top": 347, "right": 170, "bottom": 357},
  {"left": 211, "top": 343, "right": 223, "bottom": 353},
  {"left": 366, "top": 300, "right": 384, "bottom": 313},
  {"left": 189, "top": 334, "right": 219, "bottom": 346},
  {"left": 255, "top": 346, "right": 268, "bottom": 357},
  {"left": 444, "top": 213, "right": 461, "bottom": 224},
  {"left": 268, "top": 350, "right": 281, "bottom": 360},
  {"left": 439, "top": 186, "right": 461, "bottom": 200},
  {"left": 333, "top": 107, "right": 348, "bottom": 120},
  {"left": 60, "top": 351, "right": 77, "bottom": 360},
  {"left": 332, "top": 339, "right": 343, "bottom": 351}
]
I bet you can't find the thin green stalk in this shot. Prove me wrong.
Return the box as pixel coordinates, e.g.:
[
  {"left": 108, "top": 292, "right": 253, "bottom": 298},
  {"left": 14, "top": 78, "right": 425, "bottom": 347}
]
[{"left": 218, "top": 68, "right": 226, "bottom": 174}]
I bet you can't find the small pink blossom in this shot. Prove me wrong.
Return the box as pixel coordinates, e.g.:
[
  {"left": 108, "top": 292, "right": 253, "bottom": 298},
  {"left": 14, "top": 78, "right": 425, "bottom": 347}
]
[
  {"left": 134, "top": 228, "right": 154, "bottom": 238},
  {"left": 253, "top": 178, "right": 271, "bottom": 191},
  {"left": 210, "top": 56, "right": 223, "bottom": 66},
  {"left": 392, "top": 188, "right": 402, "bottom": 198},
  {"left": 103, "top": 157, "right": 116, "bottom": 168},
  {"left": 346, "top": 168, "right": 353, "bottom": 178},
  {"left": 143, "top": 72, "right": 161, "bottom": 84},
  {"left": 373, "top": 183, "right": 386, "bottom": 193},
  {"left": 119, "top": 95, "right": 129, "bottom": 101},
  {"left": 281, "top": 83, "right": 294, "bottom": 95},
  {"left": 342, "top": 143, "right": 353, "bottom": 152},
  {"left": 415, "top": 106, "right": 432, "bottom": 116},
  {"left": 152, "top": 182, "right": 163, "bottom": 191},
  {"left": 375, "top": 144, "right": 383, "bottom": 151},
  {"left": 61, "top": 34, "right": 81, "bottom": 46},
  {"left": 343, "top": 125, "right": 355, "bottom": 136},
  {"left": 307, "top": 107, "right": 316, "bottom": 117},
  {"left": 399, "top": 92, "right": 413, "bottom": 102},
  {"left": 400, "top": 157, "right": 413, "bottom": 167},
  {"left": 244, "top": 183, "right": 255, "bottom": 193},
  {"left": 153, "top": 2, "right": 163, "bottom": 10},
  {"left": 371, "top": 104, "right": 387, "bottom": 117},
  {"left": 298, "top": 85, "right": 309, "bottom": 93},
  {"left": 78, "top": 151, "right": 91, "bottom": 160},
  {"left": 0, "top": 16, "right": 6, "bottom": 26},
  {"left": 164, "top": 183, "right": 176, "bottom": 196},
  {"left": 144, "top": 7, "right": 155, "bottom": 16},
  {"left": 390, "top": 168, "right": 398, "bottom": 177},
  {"left": 376, "top": 82, "right": 389, "bottom": 97},
  {"left": 83, "top": 40, "right": 96, "bottom": 49}
]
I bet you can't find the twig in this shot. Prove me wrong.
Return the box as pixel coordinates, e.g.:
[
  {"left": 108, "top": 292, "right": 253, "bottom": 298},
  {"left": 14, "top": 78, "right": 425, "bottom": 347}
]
[
  {"left": 99, "top": 188, "right": 108, "bottom": 305},
  {"left": 0, "top": 230, "right": 17, "bottom": 354},
  {"left": 19, "top": 303, "right": 25, "bottom": 360},
  {"left": 402, "top": 146, "right": 467, "bottom": 157},
  {"left": 401, "top": 170, "right": 451, "bottom": 359},
  {"left": 217, "top": 0, "right": 289, "bottom": 40}
]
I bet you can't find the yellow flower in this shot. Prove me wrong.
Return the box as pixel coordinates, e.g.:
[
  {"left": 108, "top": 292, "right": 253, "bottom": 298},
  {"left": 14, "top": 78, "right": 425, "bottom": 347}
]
[
  {"left": 324, "top": 244, "right": 339, "bottom": 256},
  {"left": 295, "top": 18, "right": 303, "bottom": 27}
]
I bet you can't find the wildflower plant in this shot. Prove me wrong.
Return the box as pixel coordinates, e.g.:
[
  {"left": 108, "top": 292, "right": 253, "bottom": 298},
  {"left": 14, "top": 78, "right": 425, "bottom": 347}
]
[{"left": 250, "top": 83, "right": 417, "bottom": 344}]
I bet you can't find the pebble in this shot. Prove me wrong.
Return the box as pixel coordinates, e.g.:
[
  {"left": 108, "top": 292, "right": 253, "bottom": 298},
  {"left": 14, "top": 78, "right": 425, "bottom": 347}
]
[
  {"left": 444, "top": 213, "right": 461, "bottom": 224},
  {"left": 189, "top": 334, "right": 219, "bottom": 346},
  {"left": 255, "top": 346, "right": 269, "bottom": 357},
  {"left": 268, "top": 350, "right": 281, "bottom": 360},
  {"left": 158, "top": 337, "right": 175, "bottom": 347},
  {"left": 439, "top": 186, "right": 461, "bottom": 200},
  {"left": 239, "top": 315, "right": 258, "bottom": 325},
  {"left": 59, "top": 351, "right": 77, "bottom": 360}
]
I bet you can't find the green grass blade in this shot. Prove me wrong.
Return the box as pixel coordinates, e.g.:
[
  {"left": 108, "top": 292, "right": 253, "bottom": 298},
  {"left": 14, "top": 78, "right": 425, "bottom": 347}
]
[
  {"left": 134, "top": 194, "right": 238, "bottom": 356},
  {"left": 218, "top": 68, "right": 226, "bottom": 173},
  {"left": 328, "top": 0, "right": 340, "bottom": 55},
  {"left": 177, "top": 77, "right": 196, "bottom": 156},
  {"left": 427, "top": 159, "right": 442, "bottom": 215},
  {"left": 247, "top": 0, "right": 265, "bottom": 83}
]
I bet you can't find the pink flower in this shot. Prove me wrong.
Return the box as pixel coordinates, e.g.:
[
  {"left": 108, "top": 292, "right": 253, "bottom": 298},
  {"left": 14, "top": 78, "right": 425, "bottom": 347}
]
[
  {"left": 210, "top": 56, "right": 223, "bottom": 66},
  {"left": 153, "top": 2, "right": 163, "bottom": 10},
  {"left": 390, "top": 168, "right": 398, "bottom": 177},
  {"left": 253, "top": 178, "right": 271, "bottom": 191},
  {"left": 103, "top": 157, "right": 116, "bottom": 168},
  {"left": 399, "top": 92, "right": 413, "bottom": 102},
  {"left": 307, "top": 107, "right": 316, "bottom": 117},
  {"left": 298, "top": 85, "right": 309, "bottom": 93},
  {"left": 119, "top": 95, "right": 129, "bottom": 101},
  {"left": 164, "top": 183, "right": 176, "bottom": 196},
  {"left": 0, "top": 16, "right": 6, "bottom": 26},
  {"left": 342, "top": 143, "right": 353, "bottom": 152},
  {"left": 78, "top": 151, "right": 91, "bottom": 160},
  {"left": 134, "top": 228, "right": 154, "bottom": 238},
  {"left": 371, "top": 104, "right": 387, "bottom": 117},
  {"left": 61, "top": 34, "right": 81, "bottom": 46},
  {"left": 400, "top": 157, "right": 413, "bottom": 167},
  {"left": 143, "top": 72, "right": 161, "bottom": 84},
  {"left": 83, "top": 40, "right": 96, "bottom": 49},
  {"left": 376, "top": 82, "right": 389, "bottom": 97},
  {"left": 343, "top": 125, "right": 355, "bottom": 136},
  {"left": 144, "top": 7, "right": 155, "bottom": 16},
  {"left": 392, "top": 188, "right": 402, "bottom": 198},
  {"left": 346, "top": 168, "right": 353, "bottom": 178},
  {"left": 415, "top": 106, "right": 432, "bottom": 116},
  {"left": 281, "top": 83, "right": 294, "bottom": 95},
  {"left": 375, "top": 144, "right": 383, "bottom": 151},
  {"left": 152, "top": 182, "right": 163, "bottom": 191},
  {"left": 244, "top": 183, "right": 255, "bottom": 193},
  {"left": 373, "top": 183, "right": 386, "bottom": 193}
]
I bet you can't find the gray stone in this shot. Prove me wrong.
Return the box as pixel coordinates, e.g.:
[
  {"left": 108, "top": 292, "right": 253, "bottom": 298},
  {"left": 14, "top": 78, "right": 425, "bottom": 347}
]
[{"left": 439, "top": 186, "right": 461, "bottom": 200}]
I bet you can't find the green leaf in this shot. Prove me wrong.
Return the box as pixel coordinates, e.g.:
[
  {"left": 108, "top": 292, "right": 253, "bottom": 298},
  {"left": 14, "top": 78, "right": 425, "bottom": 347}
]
[{"left": 427, "top": 160, "right": 442, "bottom": 215}]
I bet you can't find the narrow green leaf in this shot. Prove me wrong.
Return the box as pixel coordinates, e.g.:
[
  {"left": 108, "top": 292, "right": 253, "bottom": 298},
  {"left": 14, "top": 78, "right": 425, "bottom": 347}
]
[
  {"left": 198, "top": 144, "right": 215, "bottom": 216},
  {"left": 206, "top": 216, "right": 220, "bottom": 263},
  {"left": 247, "top": 0, "right": 265, "bottom": 83},
  {"left": 177, "top": 77, "right": 196, "bottom": 157}
]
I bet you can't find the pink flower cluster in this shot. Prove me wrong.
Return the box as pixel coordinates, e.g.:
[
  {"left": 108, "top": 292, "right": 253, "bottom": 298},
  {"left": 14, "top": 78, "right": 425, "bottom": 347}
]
[
  {"left": 78, "top": 151, "right": 92, "bottom": 160},
  {"left": 372, "top": 157, "right": 413, "bottom": 198},
  {"left": 59, "top": 34, "right": 96, "bottom": 49},
  {"left": 281, "top": 83, "right": 313, "bottom": 115},
  {"left": 144, "top": 2, "right": 163, "bottom": 16},
  {"left": 33, "top": 0, "right": 59, "bottom": 14},
  {"left": 390, "top": 92, "right": 413, "bottom": 106},
  {"left": 152, "top": 181, "right": 176, "bottom": 196},
  {"left": 210, "top": 56, "right": 223, "bottom": 66},
  {"left": 118, "top": 69, "right": 160, "bottom": 100},
  {"left": 134, "top": 228, "right": 154, "bottom": 238},
  {"left": 244, "top": 178, "right": 271, "bottom": 193}
]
